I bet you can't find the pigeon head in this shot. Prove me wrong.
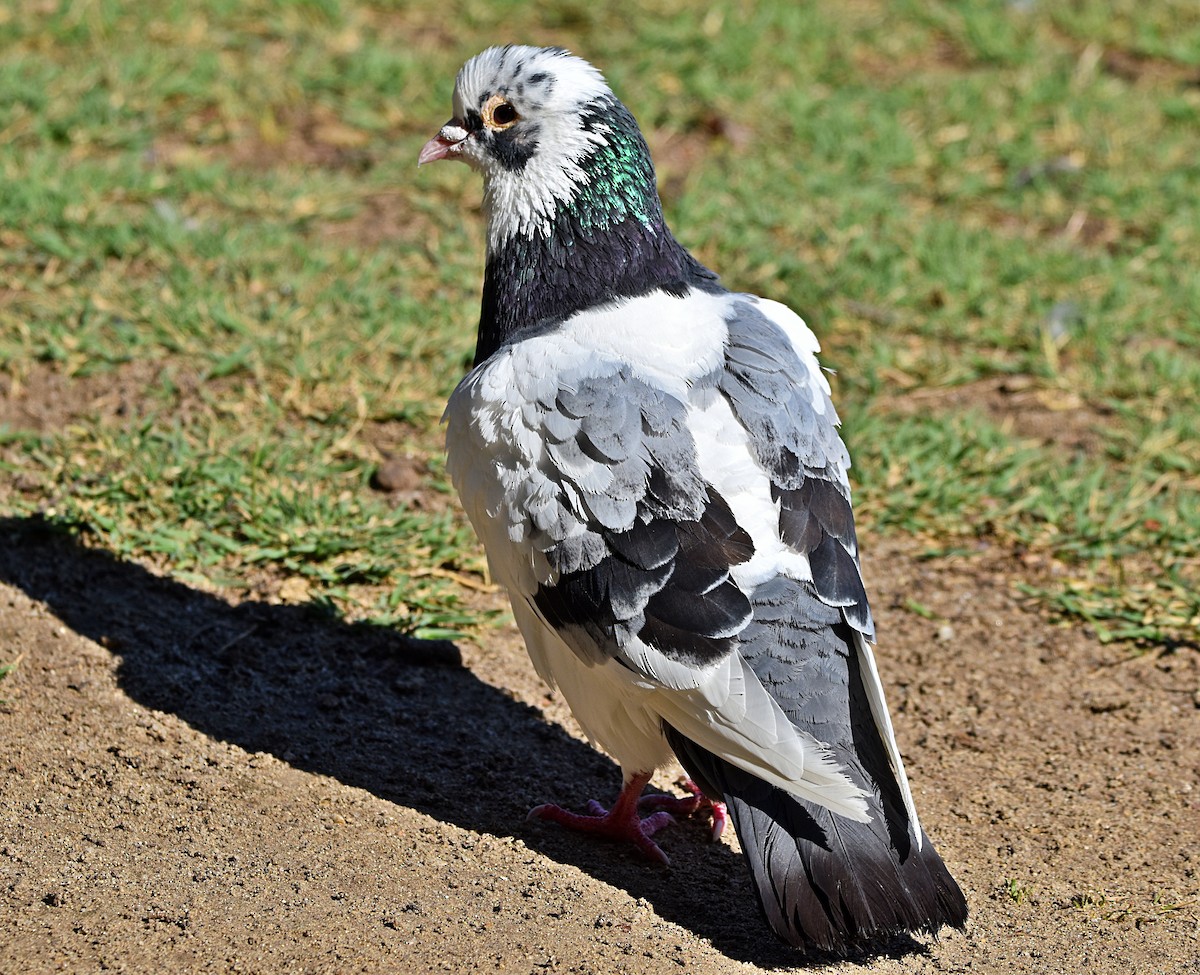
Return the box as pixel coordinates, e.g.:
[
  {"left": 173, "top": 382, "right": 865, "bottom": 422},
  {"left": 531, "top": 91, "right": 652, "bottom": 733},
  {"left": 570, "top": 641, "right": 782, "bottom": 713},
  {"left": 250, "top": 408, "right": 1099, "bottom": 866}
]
[
  {"left": 419, "top": 46, "right": 665, "bottom": 246},
  {"left": 422, "top": 45, "right": 716, "bottom": 364},
  {"left": 418, "top": 46, "right": 607, "bottom": 174}
]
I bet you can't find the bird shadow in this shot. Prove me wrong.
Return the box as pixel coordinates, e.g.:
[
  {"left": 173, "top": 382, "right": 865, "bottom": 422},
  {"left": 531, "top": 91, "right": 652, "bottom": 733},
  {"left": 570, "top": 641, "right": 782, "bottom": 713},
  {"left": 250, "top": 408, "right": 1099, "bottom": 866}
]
[{"left": 0, "top": 515, "right": 930, "bottom": 967}]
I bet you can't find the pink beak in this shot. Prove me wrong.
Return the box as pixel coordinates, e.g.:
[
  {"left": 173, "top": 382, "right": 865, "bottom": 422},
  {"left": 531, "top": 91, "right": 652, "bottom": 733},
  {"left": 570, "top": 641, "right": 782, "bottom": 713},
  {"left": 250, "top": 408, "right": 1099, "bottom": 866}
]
[{"left": 418, "top": 122, "right": 468, "bottom": 166}]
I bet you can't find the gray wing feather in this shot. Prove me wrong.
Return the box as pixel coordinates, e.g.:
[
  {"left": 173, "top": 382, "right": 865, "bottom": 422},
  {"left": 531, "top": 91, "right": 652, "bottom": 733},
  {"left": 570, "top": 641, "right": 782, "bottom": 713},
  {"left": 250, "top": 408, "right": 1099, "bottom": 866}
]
[
  {"left": 719, "top": 299, "right": 874, "bottom": 637},
  {"left": 718, "top": 301, "right": 850, "bottom": 488},
  {"left": 514, "top": 361, "right": 754, "bottom": 676}
]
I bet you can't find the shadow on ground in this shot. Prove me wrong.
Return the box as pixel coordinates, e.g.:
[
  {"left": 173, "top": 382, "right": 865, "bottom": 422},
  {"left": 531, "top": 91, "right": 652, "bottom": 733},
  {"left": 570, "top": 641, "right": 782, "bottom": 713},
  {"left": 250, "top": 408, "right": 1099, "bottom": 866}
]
[{"left": 0, "top": 515, "right": 926, "bottom": 966}]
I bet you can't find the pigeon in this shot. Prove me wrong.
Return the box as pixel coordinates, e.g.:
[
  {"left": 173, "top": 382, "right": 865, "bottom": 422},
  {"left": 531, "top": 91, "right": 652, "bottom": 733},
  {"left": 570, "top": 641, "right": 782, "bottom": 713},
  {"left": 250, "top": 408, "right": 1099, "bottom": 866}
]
[{"left": 420, "top": 45, "right": 967, "bottom": 953}]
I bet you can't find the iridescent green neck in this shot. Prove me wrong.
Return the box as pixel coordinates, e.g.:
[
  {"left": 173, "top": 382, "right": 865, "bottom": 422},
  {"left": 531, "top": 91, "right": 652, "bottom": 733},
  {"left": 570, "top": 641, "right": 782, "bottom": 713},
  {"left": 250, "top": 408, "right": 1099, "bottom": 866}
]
[{"left": 568, "top": 99, "right": 665, "bottom": 234}]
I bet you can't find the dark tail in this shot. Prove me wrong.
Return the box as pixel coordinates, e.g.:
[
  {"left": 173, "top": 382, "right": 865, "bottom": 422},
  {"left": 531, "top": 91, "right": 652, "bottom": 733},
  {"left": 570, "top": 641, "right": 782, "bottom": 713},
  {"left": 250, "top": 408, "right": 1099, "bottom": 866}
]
[
  {"left": 661, "top": 583, "right": 967, "bottom": 953},
  {"left": 667, "top": 725, "right": 967, "bottom": 953}
]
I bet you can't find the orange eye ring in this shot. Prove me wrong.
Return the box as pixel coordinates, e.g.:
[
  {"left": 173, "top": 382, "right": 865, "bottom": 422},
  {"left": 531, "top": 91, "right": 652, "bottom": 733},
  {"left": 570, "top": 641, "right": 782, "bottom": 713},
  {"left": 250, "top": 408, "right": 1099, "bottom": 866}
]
[{"left": 482, "top": 94, "right": 520, "bottom": 130}]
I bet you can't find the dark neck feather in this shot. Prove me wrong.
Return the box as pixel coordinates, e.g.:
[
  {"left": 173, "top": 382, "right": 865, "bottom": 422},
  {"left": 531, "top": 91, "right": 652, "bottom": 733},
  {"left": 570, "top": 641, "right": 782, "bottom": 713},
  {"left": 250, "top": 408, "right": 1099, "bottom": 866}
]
[{"left": 474, "top": 101, "right": 717, "bottom": 365}]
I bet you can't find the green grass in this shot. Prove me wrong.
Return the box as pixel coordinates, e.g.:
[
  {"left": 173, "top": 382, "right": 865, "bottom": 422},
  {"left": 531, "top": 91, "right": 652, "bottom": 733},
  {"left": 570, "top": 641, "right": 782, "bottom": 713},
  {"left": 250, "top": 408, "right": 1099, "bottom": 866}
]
[
  {"left": 1004, "top": 877, "right": 1033, "bottom": 906},
  {"left": 1, "top": 0, "right": 1197, "bottom": 647},
  {"left": 0, "top": 650, "right": 23, "bottom": 706}
]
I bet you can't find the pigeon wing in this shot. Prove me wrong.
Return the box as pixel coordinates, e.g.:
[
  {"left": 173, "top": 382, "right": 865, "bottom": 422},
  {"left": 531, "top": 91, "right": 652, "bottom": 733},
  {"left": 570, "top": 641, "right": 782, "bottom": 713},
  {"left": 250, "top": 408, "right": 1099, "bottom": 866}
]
[
  {"left": 662, "top": 296, "right": 967, "bottom": 950},
  {"left": 446, "top": 323, "right": 871, "bottom": 818}
]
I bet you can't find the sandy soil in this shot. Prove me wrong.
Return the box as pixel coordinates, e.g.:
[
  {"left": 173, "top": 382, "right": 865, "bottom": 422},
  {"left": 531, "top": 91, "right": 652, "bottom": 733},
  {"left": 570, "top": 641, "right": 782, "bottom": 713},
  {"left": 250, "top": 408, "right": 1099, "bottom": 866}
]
[{"left": 1, "top": 515, "right": 1198, "bottom": 974}]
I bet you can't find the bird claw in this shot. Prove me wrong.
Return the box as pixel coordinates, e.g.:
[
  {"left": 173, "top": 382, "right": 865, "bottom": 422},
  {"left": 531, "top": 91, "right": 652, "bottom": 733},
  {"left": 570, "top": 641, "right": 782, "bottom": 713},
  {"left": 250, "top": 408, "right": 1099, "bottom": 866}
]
[
  {"left": 638, "top": 778, "right": 728, "bottom": 842},
  {"left": 709, "top": 798, "right": 728, "bottom": 842},
  {"left": 528, "top": 775, "right": 728, "bottom": 863},
  {"left": 527, "top": 771, "right": 678, "bottom": 865},
  {"left": 529, "top": 800, "right": 674, "bottom": 865}
]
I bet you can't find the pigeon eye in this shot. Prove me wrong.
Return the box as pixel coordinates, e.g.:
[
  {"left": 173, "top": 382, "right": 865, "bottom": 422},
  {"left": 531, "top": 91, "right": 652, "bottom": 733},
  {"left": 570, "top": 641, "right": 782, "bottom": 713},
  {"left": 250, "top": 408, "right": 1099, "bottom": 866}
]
[{"left": 484, "top": 96, "right": 520, "bottom": 129}]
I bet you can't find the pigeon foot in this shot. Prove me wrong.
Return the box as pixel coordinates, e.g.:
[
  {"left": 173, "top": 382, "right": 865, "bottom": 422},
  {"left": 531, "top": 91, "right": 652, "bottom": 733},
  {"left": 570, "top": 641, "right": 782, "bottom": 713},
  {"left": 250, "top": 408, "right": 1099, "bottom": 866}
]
[
  {"left": 529, "top": 771, "right": 676, "bottom": 865},
  {"left": 638, "top": 778, "right": 728, "bottom": 842}
]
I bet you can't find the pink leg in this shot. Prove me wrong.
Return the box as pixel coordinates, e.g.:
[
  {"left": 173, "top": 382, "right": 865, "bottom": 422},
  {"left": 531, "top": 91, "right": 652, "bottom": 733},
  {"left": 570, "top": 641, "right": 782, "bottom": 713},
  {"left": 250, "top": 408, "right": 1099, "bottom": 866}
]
[
  {"left": 528, "top": 771, "right": 676, "bottom": 865},
  {"left": 638, "top": 778, "right": 728, "bottom": 842}
]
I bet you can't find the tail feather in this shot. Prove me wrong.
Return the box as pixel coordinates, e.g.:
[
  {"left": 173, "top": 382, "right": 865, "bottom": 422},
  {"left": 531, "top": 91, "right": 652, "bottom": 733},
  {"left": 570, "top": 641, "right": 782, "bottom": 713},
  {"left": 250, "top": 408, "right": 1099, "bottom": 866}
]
[
  {"left": 665, "top": 728, "right": 968, "bottom": 953},
  {"left": 667, "top": 580, "right": 969, "bottom": 952}
]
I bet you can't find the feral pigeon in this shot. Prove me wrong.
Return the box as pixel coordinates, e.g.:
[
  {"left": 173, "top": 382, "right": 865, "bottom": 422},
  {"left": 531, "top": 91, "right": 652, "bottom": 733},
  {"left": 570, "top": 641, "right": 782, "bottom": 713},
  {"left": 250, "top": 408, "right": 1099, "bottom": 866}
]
[{"left": 420, "top": 45, "right": 967, "bottom": 953}]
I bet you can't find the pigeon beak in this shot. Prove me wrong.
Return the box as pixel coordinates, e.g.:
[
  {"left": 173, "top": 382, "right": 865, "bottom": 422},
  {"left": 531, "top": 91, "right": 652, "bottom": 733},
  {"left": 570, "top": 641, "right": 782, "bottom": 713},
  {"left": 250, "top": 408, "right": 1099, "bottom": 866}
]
[{"left": 418, "top": 121, "right": 470, "bottom": 166}]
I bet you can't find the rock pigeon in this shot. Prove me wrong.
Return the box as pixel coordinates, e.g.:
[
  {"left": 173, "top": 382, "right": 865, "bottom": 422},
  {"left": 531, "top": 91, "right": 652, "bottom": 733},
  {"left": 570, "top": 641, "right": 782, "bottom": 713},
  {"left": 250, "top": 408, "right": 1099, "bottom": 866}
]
[{"left": 420, "top": 45, "right": 967, "bottom": 953}]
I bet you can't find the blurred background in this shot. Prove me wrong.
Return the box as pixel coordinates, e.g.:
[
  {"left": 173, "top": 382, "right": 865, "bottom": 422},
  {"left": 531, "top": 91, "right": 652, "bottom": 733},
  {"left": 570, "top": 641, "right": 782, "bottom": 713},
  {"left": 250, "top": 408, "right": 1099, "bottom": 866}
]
[{"left": 1, "top": 0, "right": 1197, "bottom": 649}]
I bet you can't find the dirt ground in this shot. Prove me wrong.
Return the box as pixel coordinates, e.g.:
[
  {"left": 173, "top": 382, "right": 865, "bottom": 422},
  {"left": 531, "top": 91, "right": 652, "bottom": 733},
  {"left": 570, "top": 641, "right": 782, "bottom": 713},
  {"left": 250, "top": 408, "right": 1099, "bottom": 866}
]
[{"left": 2, "top": 505, "right": 1198, "bottom": 974}]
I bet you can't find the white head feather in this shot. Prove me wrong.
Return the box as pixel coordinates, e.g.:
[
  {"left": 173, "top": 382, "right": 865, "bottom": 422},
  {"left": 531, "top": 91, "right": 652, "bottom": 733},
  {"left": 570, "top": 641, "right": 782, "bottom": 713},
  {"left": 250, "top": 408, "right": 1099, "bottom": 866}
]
[{"left": 446, "top": 46, "right": 618, "bottom": 249}]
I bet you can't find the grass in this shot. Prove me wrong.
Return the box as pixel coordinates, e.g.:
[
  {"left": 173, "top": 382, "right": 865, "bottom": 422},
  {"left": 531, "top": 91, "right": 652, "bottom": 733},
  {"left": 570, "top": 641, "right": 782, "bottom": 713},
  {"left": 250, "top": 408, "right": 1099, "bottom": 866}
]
[
  {"left": 0, "top": 653, "right": 22, "bottom": 682},
  {"left": 1004, "top": 877, "right": 1033, "bottom": 906},
  {"left": 1, "top": 0, "right": 1197, "bottom": 647},
  {"left": 0, "top": 651, "right": 23, "bottom": 705}
]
